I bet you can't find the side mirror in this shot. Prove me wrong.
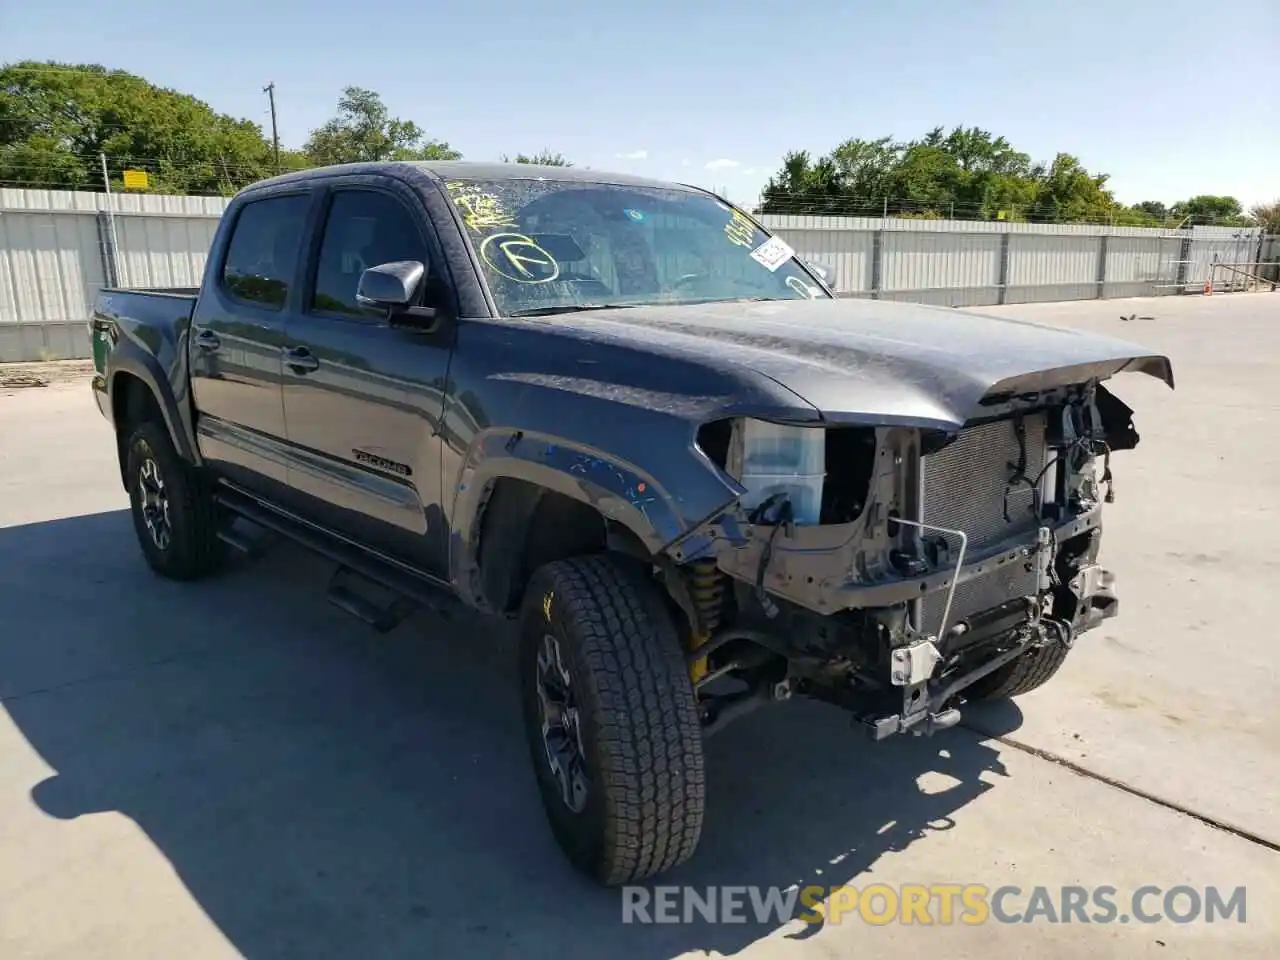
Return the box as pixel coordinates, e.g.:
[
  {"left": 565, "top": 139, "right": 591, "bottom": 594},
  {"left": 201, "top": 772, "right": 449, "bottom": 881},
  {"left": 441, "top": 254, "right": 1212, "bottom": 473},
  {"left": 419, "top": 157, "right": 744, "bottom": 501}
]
[
  {"left": 356, "top": 260, "right": 441, "bottom": 332},
  {"left": 356, "top": 260, "right": 425, "bottom": 307},
  {"left": 805, "top": 260, "right": 838, "bottom": 293}
]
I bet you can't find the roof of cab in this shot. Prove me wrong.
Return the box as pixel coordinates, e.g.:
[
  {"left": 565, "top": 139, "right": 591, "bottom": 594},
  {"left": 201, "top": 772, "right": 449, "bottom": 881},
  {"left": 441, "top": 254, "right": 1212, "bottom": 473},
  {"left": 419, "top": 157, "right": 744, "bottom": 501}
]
[{"left": 239, "top": 160, "right": 699, "bottom": 196}]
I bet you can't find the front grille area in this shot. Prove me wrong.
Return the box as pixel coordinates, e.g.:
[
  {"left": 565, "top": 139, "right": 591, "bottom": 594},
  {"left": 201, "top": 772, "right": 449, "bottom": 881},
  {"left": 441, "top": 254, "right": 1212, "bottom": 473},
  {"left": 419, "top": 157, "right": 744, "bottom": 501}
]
[{"left": 919, "top": 415, "right": 1047, "bottom": 635}]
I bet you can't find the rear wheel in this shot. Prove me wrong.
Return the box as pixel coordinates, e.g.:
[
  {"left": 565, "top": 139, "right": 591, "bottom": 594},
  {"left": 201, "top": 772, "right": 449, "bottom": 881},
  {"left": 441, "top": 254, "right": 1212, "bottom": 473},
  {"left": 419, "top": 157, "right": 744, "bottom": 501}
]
[
  {"left": 124, "top": 420, "right": 225, "bottom": 580},
  {"left": 964, "top": 641, "right": 1071, "bottom": 701},
  {"left": 518, "top": 554, "right": 706, "bottom": 885}
]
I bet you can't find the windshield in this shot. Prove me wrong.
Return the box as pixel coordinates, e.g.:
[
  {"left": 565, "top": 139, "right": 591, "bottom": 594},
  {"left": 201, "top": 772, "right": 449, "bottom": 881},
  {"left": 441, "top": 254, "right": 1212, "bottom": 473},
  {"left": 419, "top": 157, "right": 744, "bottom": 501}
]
[{"left": 441, "top": 177, "right": 829, "bottom": 316}]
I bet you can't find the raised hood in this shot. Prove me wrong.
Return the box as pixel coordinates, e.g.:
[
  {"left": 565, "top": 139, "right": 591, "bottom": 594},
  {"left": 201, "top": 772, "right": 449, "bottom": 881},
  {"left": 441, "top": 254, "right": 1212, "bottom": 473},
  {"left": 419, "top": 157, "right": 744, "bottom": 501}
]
[{"left": 537, "top": 297, "right": 1174, "bottom": 430}]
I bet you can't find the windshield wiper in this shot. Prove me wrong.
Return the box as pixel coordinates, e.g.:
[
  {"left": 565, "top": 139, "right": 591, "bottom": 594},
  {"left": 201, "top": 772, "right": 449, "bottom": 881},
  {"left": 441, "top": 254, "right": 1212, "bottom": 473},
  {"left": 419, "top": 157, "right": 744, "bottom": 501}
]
[
  {"left": 509, "top": 296, "right": 802, "bottom": 317},
  {"left": 508, "top": 304, "right": 637, "bottom": 317}
]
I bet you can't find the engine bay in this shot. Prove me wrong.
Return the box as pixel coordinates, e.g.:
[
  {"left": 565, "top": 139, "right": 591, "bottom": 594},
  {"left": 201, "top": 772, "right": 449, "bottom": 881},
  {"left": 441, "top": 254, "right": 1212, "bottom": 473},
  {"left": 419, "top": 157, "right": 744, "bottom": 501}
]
[{"left": 675, "top": 380, "right": 1140, "bottom": 737}]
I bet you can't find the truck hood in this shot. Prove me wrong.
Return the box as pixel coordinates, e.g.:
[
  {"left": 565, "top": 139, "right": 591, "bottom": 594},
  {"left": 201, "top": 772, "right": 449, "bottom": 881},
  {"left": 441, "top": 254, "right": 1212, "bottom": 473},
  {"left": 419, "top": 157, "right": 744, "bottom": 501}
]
[{"left": 537, "top": 297, "right": 1174, "bottom": 430}]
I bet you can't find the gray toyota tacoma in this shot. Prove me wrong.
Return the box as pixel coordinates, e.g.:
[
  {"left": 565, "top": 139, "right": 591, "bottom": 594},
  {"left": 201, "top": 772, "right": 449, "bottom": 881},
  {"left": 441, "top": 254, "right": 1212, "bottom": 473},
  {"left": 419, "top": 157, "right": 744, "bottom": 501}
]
[{"left": 90, "top": 161, "right": 1173, "bottom": 885}]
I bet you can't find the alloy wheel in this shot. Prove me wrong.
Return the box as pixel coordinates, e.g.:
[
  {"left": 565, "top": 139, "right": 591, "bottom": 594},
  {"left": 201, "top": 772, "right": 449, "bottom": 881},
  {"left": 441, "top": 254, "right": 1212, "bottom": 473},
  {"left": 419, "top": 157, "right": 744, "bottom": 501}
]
[
  {"left": 534, "top": 633, "right": 589, "bottom": 813},
  {"left": 137, "top": 457, "right": 172, "bottom": 551}
]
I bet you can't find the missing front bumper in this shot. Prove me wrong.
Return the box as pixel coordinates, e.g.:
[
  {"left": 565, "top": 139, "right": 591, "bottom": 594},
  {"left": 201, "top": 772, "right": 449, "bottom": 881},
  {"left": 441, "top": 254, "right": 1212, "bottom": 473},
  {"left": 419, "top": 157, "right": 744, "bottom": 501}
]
[
  {"left": 862, "top": 629, "right": 1040, "bottom": 740},
  {"left": 675, "top": 501, "right": 1116, "bottom": 741},
  {"left": 672, "top": 500, "right": 1104, "bottom": 619}
]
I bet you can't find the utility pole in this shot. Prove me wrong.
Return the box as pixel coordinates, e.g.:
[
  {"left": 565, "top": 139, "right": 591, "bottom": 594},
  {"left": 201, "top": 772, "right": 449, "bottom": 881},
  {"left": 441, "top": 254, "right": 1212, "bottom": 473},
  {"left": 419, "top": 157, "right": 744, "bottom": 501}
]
[
  {"left": 100, "top": 152, "right": 121, "bottom": 287},
  {"left": 263, "top": 82, "right": 280, "bottom": 173}
]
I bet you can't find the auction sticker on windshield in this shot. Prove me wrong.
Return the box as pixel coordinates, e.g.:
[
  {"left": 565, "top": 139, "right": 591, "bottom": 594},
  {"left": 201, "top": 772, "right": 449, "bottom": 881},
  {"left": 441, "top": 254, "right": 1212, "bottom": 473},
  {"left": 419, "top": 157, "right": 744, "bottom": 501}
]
[{"left": 749, "top": 235, "right": 796, "bottom": 272}]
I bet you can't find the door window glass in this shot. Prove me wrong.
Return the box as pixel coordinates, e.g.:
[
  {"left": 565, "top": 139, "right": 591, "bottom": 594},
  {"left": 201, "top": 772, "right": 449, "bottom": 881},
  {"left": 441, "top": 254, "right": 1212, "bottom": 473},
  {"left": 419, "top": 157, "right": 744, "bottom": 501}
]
[
  {"left": 220, "top": 194, "right": 310, "bottom": 309},
  {"left": 312, "top": 191, "right": 427, "bottom": 317}
]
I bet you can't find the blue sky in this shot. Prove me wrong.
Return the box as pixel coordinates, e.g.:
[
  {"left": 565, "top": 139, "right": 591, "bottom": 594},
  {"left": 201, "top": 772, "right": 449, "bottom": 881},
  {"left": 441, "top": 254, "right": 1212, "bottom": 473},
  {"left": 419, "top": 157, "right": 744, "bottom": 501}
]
[{"left": 4, "top": 0, "right": 1277, "bottom": 206}]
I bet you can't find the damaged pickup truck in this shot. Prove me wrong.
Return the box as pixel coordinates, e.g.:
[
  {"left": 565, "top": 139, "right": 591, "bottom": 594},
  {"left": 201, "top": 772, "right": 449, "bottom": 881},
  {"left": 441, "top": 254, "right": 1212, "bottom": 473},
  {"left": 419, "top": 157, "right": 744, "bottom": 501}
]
[{"left": 89, "top": 161, "right": 1172, "bottom": 885}]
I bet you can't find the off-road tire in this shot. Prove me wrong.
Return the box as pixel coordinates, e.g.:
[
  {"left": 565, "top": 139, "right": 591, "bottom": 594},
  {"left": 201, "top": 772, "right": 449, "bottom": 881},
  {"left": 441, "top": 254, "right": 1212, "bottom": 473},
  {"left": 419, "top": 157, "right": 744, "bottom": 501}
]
[
  {"left": 964, "top": 641, "right": 1071, "bottom": 701},
  {"left": 124, "top": 420, "right": 224, "bottom": 581},
  {"left": 518, "top": 554, "right": 706, "bottom": 886}
]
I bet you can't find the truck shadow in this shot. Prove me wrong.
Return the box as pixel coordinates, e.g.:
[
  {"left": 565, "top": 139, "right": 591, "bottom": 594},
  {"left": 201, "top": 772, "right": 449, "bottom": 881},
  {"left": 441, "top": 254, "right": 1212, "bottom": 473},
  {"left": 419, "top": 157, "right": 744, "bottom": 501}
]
[{"left": 1, "top": 510, "right": 1011, "bottom": 959}]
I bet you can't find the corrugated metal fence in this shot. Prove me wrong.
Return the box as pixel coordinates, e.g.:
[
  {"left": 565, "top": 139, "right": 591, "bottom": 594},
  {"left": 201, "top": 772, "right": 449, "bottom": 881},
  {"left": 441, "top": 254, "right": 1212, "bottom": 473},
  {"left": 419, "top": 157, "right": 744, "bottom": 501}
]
[
  {"left": 0, "top": 188, "right": 227, "bottom": 362},
  {"left": 763, "top": 214, "right": 1269, "bottom": 308},
  {"left": 0, "top": 187, "right": 1271, "bottom": 362}
]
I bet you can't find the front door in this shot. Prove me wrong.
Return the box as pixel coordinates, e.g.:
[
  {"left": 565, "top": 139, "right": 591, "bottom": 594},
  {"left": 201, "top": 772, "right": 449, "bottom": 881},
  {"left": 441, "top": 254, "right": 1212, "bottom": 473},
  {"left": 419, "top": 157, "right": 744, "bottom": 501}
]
[
  {"left": 189, "top": 190, "right": 312, "bottom": 494},
  {"left": 280, "top": 183, "right": 454, "bottom": 578}
]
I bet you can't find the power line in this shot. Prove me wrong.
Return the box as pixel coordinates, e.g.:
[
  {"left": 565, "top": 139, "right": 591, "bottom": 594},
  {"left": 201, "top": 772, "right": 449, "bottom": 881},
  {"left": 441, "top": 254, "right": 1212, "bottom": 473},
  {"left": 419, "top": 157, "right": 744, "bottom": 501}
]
[
  {"left": 0, "top": 153, "right": 1194, "bottom": 212},
  {"left": 0, "top": 129, "right": 1254, "bottom": 227},
  {"left": 0, "top": 171, "right": 1252, "bottom": 227},
  {"left": 0, "top": 151, "right": 279, "bottom": 171},
  {"left": 0, "top": 153, "right": 1249, "bottom": 226},
  {"left": 0, "top": 118, "right": 273, "bottom": 138}
]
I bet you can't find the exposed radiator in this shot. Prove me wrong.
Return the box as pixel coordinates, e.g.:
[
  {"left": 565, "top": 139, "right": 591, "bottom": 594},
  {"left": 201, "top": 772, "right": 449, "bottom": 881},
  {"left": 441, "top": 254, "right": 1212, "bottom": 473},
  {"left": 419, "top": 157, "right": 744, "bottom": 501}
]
[{"left": 919, "top": 415, "right": 1048, "bottom": 636}]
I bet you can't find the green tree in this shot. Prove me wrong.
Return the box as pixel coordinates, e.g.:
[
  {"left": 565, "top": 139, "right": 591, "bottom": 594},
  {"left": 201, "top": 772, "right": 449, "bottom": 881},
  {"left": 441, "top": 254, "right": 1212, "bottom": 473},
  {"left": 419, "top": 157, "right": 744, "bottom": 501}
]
[
  {"left": 1249, "top": 200, "right": 1280, "bottom": 233},
  {"left": 758, "top": 126, "right": 1133, "bottom": 223},
  {"left": 937, "top": 126, "right": 1031, "bottom": 217},
  {"left": 759, "top": 149, "right": 864, "bottom": 214},
  {"left": 501, "top": 149, "right": 571, "bottom": 166},
  {"left": 1111, "top": 205, "right": 1161, "bottom": 227},
  {"left": 1170, "top": 194, "right": 1246, "bottom": 226},
  {"left": 827, "top": 136, "right": 899, "bottom": 199},
  {"left": 304, "top": 86, "right": 460, "bottom": 165},
  {"left": 1028, "top": 153, "right": 1118, "bottom": 223},
  {"left": 0, "top": 60, "right": 277, "bottom": 193},
  {"left": 940, "top": 126, "right": 1030, "bottom": 177},
  {"left": 886, "top": 143, "right": 959, "bottom": 212},
  {"left": 1133, "top": 200, "right": 1171, "bottom": 222}
]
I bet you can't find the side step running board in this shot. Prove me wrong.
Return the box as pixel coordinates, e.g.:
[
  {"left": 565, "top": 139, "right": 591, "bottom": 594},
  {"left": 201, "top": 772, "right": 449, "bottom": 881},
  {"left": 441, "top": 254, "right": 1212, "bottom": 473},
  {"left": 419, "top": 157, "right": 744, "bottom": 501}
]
[
  {"left": 217, "top": 523, "right": 270, "bottom": 559},
  {"left": 327, "top": 566, "right": 417, "bottom": 634},
  {"left": 212, "top": 484, "right": 459, "bottom": 627}
]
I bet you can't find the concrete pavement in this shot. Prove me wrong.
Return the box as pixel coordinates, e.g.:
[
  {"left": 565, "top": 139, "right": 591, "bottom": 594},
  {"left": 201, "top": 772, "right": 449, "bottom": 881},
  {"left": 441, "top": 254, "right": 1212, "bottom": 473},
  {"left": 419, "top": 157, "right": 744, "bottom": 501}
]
[
  {"left": 963, "top": 293, "right": 1280, "bottom": 847},
  {"left": 1, "top": 293, "right": 1277, "bottom": 958}
]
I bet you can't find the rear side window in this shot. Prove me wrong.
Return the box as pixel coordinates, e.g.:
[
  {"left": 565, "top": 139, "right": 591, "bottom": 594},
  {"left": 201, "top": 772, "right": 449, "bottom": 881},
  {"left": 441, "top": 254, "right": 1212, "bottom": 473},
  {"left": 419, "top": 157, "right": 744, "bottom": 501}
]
[{"left": 220, "top": 194, "right": 311, "bottom": 309}]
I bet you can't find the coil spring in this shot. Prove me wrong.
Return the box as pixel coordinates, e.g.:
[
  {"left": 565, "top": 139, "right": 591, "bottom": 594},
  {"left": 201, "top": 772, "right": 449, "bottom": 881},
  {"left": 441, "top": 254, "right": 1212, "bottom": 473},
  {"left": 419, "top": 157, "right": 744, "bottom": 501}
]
[
  {"left": 689, "top": 558, "right": 726, "bottom": 634},
  {"left": 686, "top": 558, "right": 725, "bottom": 683}
]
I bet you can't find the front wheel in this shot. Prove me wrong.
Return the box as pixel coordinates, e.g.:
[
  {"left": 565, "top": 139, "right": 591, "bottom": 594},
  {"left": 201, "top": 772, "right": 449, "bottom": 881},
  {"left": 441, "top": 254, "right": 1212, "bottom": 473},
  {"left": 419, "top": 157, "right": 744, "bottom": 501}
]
[
  {"left": 964, "top": 640, "right": 1071, "bottom": 701},
  {"left": 518, "top": 554, "right": 706, "bottom": 886},
  {"left": 124, "top": 420, "right": 225, "bottom": 581}
]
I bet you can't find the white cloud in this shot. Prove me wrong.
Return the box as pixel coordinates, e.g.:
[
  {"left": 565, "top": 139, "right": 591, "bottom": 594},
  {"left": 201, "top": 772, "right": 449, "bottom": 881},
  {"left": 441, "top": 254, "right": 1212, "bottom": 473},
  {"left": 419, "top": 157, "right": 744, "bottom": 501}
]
[
  {"left": 680, "top": 158, "right": 690, "bottom": 167},
  {"left": 705, "top": 158, "right": 740, "bottom": 170},
  {"left": 741, "top": 167, "right": 758, "bottom": 175},
  {"left": 615, "top": 149, "right": 648, "bottom": 160}
]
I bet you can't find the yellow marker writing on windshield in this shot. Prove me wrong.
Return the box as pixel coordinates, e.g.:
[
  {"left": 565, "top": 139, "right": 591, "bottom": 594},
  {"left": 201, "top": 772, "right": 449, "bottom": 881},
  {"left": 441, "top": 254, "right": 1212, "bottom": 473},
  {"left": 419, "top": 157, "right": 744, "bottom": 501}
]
[
  {"left": 479, "top": 232, "right": 561, "bottom": 283},
  {"left": 724, "top": 209, "right": 756, "bottom": 248},
  {"left": 448, "top": 185, "right": 518, "bottom": 230},
  {"left": 786, "top": 275, "right": 820, "bottom": 299}
]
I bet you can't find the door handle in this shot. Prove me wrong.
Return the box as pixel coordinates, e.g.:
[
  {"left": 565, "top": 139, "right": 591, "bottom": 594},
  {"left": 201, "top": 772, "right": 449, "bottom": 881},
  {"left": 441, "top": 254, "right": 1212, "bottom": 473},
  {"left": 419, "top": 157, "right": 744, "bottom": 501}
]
[
  {"left": 284, "top": 346, "right": 320, "bottom": 374},
  {"left": 194, "top": 330, "right": 221, "bottom": 351}
]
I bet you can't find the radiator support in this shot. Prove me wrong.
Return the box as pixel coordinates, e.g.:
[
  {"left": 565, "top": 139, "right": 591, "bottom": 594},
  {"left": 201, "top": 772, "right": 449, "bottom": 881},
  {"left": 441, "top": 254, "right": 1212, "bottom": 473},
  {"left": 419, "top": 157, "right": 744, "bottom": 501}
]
[{"left": 919, "top": 414, "right": 1049, "bottom": 636}]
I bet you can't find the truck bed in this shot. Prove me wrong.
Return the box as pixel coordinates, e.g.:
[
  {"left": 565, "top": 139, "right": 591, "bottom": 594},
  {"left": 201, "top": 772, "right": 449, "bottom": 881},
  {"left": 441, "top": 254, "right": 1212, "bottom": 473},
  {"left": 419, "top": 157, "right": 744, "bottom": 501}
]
[
  {"left": 91, "top": 287, "right": 200, "bottom": 416},
  {"left": 92, "top": 287, "right": 198, "bottom": 359},
  {"left": 98, "top": 286, "right": 200, "bottom": 309}
]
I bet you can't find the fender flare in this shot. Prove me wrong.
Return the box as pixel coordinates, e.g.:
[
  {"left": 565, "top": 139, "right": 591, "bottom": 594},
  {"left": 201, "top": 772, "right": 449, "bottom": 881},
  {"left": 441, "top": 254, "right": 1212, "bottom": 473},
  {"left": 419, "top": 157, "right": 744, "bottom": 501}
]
[
  {"left": 448, "top": 429, "right": 698, "bottom": 606},
  {"left": 107, "top": 338, "right": 200, "bottom": 465}
]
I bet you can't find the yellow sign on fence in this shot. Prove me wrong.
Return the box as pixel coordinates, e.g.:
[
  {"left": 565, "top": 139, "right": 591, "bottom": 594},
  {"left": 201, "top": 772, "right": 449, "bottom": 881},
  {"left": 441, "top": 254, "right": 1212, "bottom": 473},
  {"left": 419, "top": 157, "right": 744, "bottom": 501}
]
[{"left": 121, "top": 170, "right": 149, "bottom": 190}]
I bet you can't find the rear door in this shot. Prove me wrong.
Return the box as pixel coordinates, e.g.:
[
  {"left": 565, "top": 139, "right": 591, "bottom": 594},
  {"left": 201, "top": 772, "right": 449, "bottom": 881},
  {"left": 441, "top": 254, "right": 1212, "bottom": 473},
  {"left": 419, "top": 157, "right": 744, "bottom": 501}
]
[
  {"left": 190, "top": 189, "right": 314, "bottom": 494},
  {"left": 279, "top": 178, "right": 456, "bottom": 577}
]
